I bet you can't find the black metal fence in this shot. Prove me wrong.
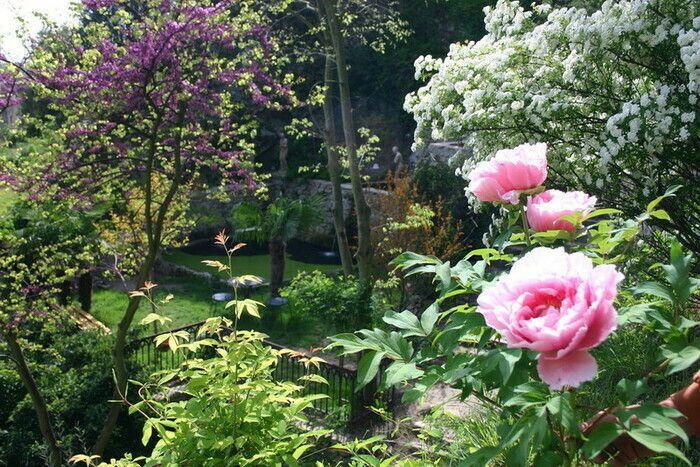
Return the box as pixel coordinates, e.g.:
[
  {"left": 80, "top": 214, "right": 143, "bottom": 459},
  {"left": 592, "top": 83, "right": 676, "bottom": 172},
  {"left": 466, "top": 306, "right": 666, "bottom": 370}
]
[{"left": 127, "top": 320, "right": 396, "bottom": 432}]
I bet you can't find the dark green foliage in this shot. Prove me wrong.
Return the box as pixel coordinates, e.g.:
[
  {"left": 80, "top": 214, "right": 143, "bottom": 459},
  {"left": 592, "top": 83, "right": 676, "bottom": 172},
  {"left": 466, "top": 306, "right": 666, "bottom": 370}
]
[
  {"left": 281, "top": 271, "right": 371, "bottom": 328},
  {"left": 410, "top": 157, "right": 490, "bottom": 247},
  {"left": 411, "top": 158, "right": 464, "bottom": 207},
  {"left": 347, "top": 0, "right": 496, "bottom": 151},
  {"left": 0, "top": 327, "right": 145, "bottom": 465}
]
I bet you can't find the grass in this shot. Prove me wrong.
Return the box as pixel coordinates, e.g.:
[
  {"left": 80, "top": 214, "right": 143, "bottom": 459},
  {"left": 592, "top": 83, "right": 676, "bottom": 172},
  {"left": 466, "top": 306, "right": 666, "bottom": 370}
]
[
  {"left": 0, "top": 189, "right": 18, "bottom": 213},
  {"left": 162, "top": 250, "right": 339, "bottom": 281},
  {"left": 92, "top": 273, "right": 343, "bottom": 348}
]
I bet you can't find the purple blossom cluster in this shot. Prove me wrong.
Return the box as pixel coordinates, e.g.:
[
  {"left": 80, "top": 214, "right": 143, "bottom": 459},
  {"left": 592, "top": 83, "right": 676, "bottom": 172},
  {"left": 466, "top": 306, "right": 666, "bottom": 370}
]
[
  {"left": 26, "top": 0, "right": 290, "bottom": 200},
  {"left": 0, "top": 53, "right": 23, "bottom": 112}
]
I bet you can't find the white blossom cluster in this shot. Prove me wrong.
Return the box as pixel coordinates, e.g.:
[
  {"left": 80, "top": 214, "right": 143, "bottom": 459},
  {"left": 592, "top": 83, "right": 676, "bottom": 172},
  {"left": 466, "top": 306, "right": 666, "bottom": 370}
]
[{"left": 405, "top": 0, "right": 699, "bottom": 224}]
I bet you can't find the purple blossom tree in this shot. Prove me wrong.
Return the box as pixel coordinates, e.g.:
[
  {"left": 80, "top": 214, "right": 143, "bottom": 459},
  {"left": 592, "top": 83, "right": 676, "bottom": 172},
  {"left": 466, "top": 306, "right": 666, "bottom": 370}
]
[{"left": 8, "top": 0, "right": 291, "bottom": 455}]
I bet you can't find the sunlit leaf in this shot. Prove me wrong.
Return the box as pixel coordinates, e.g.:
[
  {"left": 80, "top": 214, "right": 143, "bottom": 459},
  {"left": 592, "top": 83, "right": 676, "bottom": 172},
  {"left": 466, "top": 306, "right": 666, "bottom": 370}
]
[{"left": 355, "top": 351, "right": 384, "bottom": 391}]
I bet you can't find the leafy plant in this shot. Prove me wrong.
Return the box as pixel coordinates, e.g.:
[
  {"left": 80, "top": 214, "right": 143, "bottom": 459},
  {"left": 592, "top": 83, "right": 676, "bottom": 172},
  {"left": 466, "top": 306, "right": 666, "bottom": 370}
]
[
  {"left": 371, "top": 173, "right": 468, "bottom": 275},
  {"left": 327, "top": 185, "right": 699, "bottom": 465},
  {"left": 70, "top": 320, "right": 333, "bottom": 466},
  {"left": 0, "top": 327, "right": 145, "bottom": 465},
  {"left": 281, "top": 270, "right": 371, "bottom": 328}
]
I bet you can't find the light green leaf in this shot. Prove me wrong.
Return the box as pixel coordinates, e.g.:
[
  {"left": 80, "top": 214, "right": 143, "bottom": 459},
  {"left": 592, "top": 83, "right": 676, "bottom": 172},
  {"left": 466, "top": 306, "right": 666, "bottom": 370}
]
[
  {"left": 627, "top": 427, "right": 690, "bottom": 465},
  {"left": 496, "top": 349, "right": 522, "bottom": 385},
  {"left": 662, "top": 242, "right": 699, "bottom": 303},
  {"left": 646, "top": 185, "right": 681, "bottom": 213},
  {"left": 139, "top": 312, "right": 172, "bottom": 326},
  {"left": 581, "top": 423, "right": 625, "bottom": 459},
  {"left": 382, "top": 362, "right": 424, "bottom": 388},
  {"left": 383, "top": 310, "right": 425, "bottom": 337},
  {"left": 629, "top": 406, "right": 688, "bottom": 445},
  {"left": 141, "top": 420, "right": 152, "bottom": 446},
  {"left": 618, "top": 302, "right": 660, "bottom": 326},
  {"left": 390, "top": 251, "right": 441, "bottom": 270},
  {"left": 632, "top": 281, "right": 674, "bottom": 302},
  {"left": 420, "top": 303, "right": 439, "bottom": 335},
  {"left": 648, "top": 209, "right": 671, "bottom": 220},
  {"left": 292, "top": 444, "right": 312, "bottom": 460},
  {"left": 299, "top": 374, "right": 329, "bottom": 385},
  {"left": 435, "top": 261, "right": 452, "bottom": 291},
  {"left": 665, "top": 345, "right": 700, "bottom": 375},
  {"left": 584, "top": 208, "right": 623, "bottom": 220},
  {"left": 355, "top": 351, "right": 385, "bottom": 391},
  {"left": 546, "top": 392, "right": 578, "bottom": 434},
  {"left": 325, "top": 333, "right": 380, "bottom": 355}
]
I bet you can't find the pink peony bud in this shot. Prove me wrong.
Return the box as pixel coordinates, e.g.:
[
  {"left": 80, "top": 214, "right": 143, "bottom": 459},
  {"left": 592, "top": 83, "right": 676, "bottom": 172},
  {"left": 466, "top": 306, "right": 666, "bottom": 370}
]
[
  {"left": 467, "top": 142, "right": 548, "bottom": 204},
  {"left": 477, "top": 247, "right": 623, "bottom": 389},
  {"left": 526, "top": 189, "right": 597, "bottom": 232}
]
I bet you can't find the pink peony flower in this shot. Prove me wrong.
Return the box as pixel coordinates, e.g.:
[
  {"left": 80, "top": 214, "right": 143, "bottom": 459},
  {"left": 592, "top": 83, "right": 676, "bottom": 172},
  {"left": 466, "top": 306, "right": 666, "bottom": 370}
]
[
  {"left": 477, "top": 247, "right": 623, "bottom": 389},
  {"left": 526, "top": 189, "right": 597, "bottom": 232},
  {"left": 467, "top": 142, "right": 548, "bottom": 204}
]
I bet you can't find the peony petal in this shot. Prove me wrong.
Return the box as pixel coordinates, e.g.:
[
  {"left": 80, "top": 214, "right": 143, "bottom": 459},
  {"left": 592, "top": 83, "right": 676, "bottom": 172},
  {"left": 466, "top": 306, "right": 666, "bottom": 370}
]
[
  {"left": 468, "top": 176, "right": 505, "bottom": 203},
  {"left": 537, "top": 350, "right": 598, "bottom": 390},
  {"left": 501, "top": 190, "right": 521, "bottom": 204}
]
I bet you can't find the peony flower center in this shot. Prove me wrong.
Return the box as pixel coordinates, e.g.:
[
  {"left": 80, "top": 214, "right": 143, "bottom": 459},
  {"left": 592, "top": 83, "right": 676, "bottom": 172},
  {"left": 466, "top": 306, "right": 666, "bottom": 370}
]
[{"left": 520, "top": 286, "right": 570, "bottom": 320}]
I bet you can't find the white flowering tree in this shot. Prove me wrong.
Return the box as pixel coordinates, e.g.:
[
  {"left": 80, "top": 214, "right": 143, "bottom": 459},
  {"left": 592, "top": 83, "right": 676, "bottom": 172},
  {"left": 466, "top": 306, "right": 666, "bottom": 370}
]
[{"left": 405, "top": 0, "right": 700, "bottom": 253}]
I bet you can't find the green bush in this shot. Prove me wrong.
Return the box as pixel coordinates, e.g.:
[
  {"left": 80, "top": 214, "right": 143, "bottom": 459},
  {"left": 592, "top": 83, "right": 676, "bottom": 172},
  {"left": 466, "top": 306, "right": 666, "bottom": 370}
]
[
  {"left": 281, "top": 271, "right": 371, "bottom": 328},
  {"left": 0, "top": 326, "right": 145, "bottom": 465},
  {"left": 92, "top": 320, "right": 334, "bottom": 466}
]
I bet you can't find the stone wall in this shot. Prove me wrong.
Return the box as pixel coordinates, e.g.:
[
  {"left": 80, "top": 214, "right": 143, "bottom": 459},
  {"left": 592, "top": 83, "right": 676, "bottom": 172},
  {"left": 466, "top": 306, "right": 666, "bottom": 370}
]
[{"left": 285, "top": 179, "right": 394, "bottom": 248}]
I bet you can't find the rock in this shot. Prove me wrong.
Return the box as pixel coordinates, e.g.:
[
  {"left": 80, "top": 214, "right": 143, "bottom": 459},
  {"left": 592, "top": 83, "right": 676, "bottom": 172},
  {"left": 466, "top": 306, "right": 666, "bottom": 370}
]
[
  {"left": 396, "top": 382, "right": 481, "bottom": 420},
  {"left": 426, "top": 141, "right": 472, "bottom": 164}
]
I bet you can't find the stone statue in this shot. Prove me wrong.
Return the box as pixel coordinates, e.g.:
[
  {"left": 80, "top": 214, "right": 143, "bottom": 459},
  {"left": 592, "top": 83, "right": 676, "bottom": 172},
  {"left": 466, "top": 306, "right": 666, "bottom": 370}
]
[
  {"left": 278, "top": 132, "right": 289, "bottom": 175},
  {"left": 392, "top": 145, "right": 404, "bottom": 174}
]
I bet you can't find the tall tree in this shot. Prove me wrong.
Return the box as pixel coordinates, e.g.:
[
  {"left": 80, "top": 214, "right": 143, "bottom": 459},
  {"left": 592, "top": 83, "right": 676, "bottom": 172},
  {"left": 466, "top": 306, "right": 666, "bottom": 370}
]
[
  {"left": 321, "top": 53, "right": 354, "bottom": 275},
  {"left": 252, "top": 0, "right": 407, "bottom": 282},
  {"left": 5, "top": 0, "right": 291, "bottom": 455},
  {"left": 320, "top": 0, "right": 374, "bottom": 285}
]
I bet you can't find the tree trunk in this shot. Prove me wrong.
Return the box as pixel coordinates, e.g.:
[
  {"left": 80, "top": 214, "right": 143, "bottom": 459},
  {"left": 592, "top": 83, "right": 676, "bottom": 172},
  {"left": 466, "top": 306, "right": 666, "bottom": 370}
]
[
  {"left": 91, "top": 253, "right": 155, "bottom": 456},
  {"left": 5, "top": 332, "right": 62, "bottom": 467},
  {"left": 322, "top": 0, "right": 373, "bottom": 286},
  {"left": 93, "top": 109, "right": 185, "bottom": 456},
  {"left": 322, "top": 53, "right": 354, "bottom": 276},
  {"left": 77, "top": 271, "right": 93, "bottom": 312},
  {"left": 269, "top": 237, "right": 286, "bottom": 298},
  {"left": 57, "top": 279, "right": 71, "bottom": 306}
]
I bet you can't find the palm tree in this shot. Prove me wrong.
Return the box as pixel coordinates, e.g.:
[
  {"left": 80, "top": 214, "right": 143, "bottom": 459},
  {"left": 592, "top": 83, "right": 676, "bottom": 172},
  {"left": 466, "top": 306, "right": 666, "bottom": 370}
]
[{"left": 232, "top": 195, "right": 324, "bottom": 299}]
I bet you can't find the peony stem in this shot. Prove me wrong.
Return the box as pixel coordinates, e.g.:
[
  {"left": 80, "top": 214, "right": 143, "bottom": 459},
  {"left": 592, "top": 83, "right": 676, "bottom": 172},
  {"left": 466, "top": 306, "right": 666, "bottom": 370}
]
[{"left": 520, "top": 204, "right": 532, "bottom": 247}]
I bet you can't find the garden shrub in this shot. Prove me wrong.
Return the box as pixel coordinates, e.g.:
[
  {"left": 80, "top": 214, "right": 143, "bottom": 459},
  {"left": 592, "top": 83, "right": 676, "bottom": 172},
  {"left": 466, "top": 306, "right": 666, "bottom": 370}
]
[
  {"left": 77, "top": 318, "right": 357, "bottom": 466},
  {"left": 0, "top": 327, "right": 145, "bottom": 465},
  {"left": 281, "top": 271, "right": 371, "bottom": 328},
  {"left": 371, "top": 174, "right": 469, "bottom": 274}
]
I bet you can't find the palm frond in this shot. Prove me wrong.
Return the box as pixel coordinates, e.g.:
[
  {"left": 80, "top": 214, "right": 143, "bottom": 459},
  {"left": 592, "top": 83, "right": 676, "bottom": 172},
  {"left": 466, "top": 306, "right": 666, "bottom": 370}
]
[{"left": 231, "top": 195, "right": 326, "bottom": 244}]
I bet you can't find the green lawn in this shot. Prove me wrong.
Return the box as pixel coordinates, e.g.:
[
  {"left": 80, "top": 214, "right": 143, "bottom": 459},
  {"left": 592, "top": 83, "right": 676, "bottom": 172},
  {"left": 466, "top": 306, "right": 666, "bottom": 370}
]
[
  {"left": 92, "top": 274, "right": 341, "bottom": 348},
  {"left": 162, "top": 250, "right": 339, "bottom": 281},
  {"left": 0, "top": 189, "right": 18, "bottom": 213}
]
